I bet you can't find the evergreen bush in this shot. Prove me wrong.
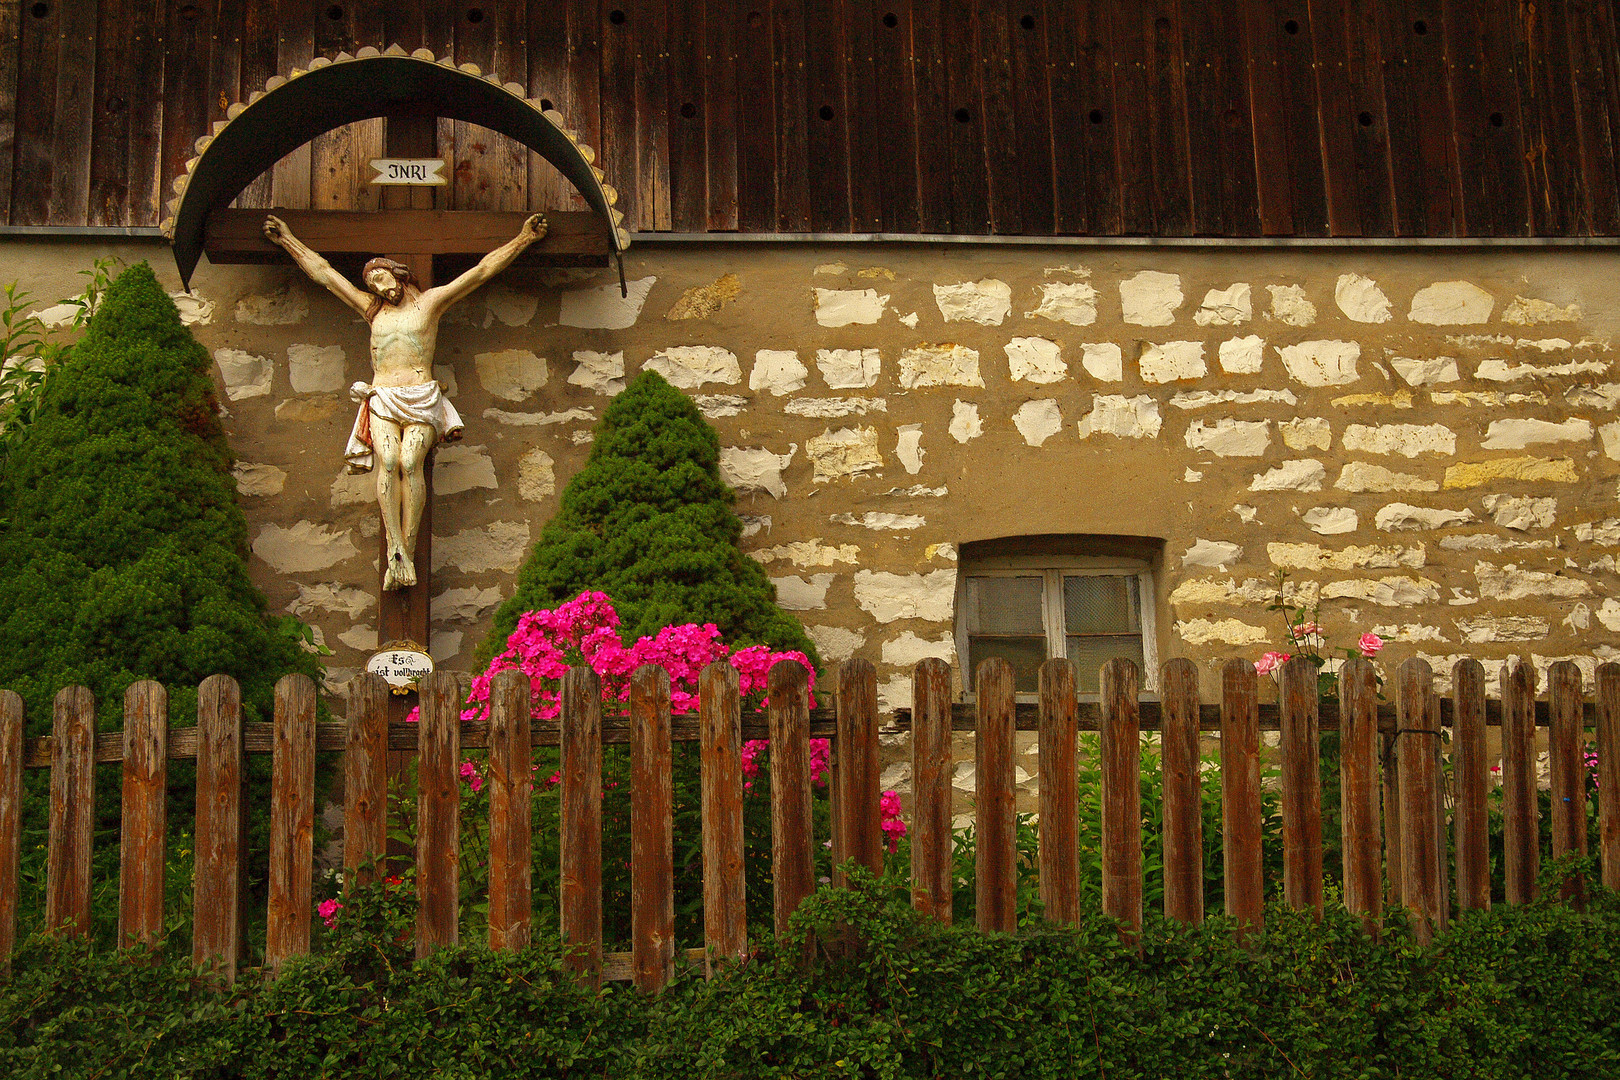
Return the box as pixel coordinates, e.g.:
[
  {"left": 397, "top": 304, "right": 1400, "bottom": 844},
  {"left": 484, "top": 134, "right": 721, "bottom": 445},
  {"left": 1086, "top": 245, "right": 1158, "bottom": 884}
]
[
  {"left": 485, "top": 369, "right": 817, "bottom": 664},
  {"left": 0, "top": 261, "right": 317, "bottom": 731}
]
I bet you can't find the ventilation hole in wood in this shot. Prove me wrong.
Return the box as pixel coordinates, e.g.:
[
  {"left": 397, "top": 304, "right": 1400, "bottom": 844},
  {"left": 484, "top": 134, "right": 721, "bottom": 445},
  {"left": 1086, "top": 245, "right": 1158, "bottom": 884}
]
[
  {"left": 1490, "top": 112, "right": 1505, "bottom": 127},
  {"left": 1089, "top": 109, "right": 1105, "bottom": 124},
  {"left": 466, "top": 7, "right": 483, "bottom": 22},
  {"left": 107, "top": 95, "right": 126, "bottom": 114},
  {"left": 954, "top": 107, "right": 971, "bottom": 123},
  {"left": 609, "top": 8, "right": 626, "bottom": 24},
  {"left": 1358, "top": 111, "right": 1374, "bottom": 126},
  {"left": 681, "top": 102, "right": 698, "bottom": 119},
  {"left": 818, "top": 104, "right": 835, "bottom": 121},
  {"left": 540, "top": 98, "right": 555, "bottom": 111},
  {"left": 1020, "top": 14, "right": 1035, "bottom": 30},
  {"left": 748, "top": 10, "right": 764, "bottom": 27},
  {"left": 882, "top": 11, "right": 898, "bottom": 28},
  {"left": 1283, "top": 18, "right": 1299, "bottom": 33},
  {"left": 1413, "top": 20, "right": 1427, "bottom": 34},
  {"left": 178, "top": 3, "right": 201, "bottom": 19},
  {"left": 325, "top": 4, "right": 343, "bottom": 20},
  {"left": 28, "top": 2, "right": 46, "bottom": 16}
]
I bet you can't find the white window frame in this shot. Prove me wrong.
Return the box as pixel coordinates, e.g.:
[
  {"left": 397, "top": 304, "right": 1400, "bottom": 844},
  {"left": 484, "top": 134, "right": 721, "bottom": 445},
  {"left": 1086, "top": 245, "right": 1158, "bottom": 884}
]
[{"left": 956, "top": 554, "right": 1159, "bottom": 697}]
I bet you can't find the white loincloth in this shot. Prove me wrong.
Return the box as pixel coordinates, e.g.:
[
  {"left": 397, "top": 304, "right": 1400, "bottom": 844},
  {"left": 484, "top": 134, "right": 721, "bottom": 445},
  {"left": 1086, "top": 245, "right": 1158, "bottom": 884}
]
[{"left": 344, "top": 381, "right": 464, "bottom": 473}]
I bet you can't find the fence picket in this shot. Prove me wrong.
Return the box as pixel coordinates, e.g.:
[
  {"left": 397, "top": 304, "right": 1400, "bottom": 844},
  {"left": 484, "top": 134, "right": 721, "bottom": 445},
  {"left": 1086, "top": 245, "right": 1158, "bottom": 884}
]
[
  {"left": 344, "top": 673, "right": 390, "bottom": 888},
  {"left": 836, "top": 659, "right": 882, "bottom": 878},
  {"left": 631, "top": 665, "right": 674, "bottom": 991},
  {"left": 1160, "top": 658, "right": 1202, "bottom": 925},
  {"left": 1101, "top": 658, "right": 1142, "bottom": 937},
  {"left": 1338, "top": 658, "right": 1380, "bottom": 929},
  {"left": 1548, "top": 660, "right": 1587, "bottom": 908},
  {"left": 768, "top": 660, "right": 813, "bottom": 935},
  {"left": 488, "top": 668, "right": 533, "bottom": 953},
  {"left": 1452, "top": 659, "right": 1490, "bottom": 912},
  {"left": 975, "top": 657, "right": 1017, "bottom": 933},
  {"left": 193, "top": 676, "right": 243, "bottom": 980},
  {"left": 1600, "top": 663, "right": 1620, "bottom": 892},
  {"left": 416, "top": 671, "right": 462, "bottom": 958},
  {"left": 1397, "top": 660, "right": 1443, "bottom": 943},
  {"left": 46, "top": 686, "right": 96, "bottom": 938},
  {"left": 266, "top": 675, "right": 316, "bottom": 973},
  {"left": 1220, "top": 659, "right": 1263, "bottom": 933},
  {"left": 119, "top": 681, "right": 167, "bottom": 949},
  {"left": 1382, "top": 733, "right": 1402, "bottom": 908},
  {"left": 1037, "top": 658, "right": 1079, "bottom": 926},
  {"left": 912, "top": 657, "right": 954, "bottom": 924},
  {"left": 0, "top": 692, "right": 19, "bottom": 972},
  {"left": 561, "top": 666, "right": 603, "bottom": 984},
  {"left": 1279, "top": 656, "right": 1323, "bottom": 916},
  {"left": 700, "top": 662, "right": 746, "bottom": 970},
  {"left": 1502, "top": 660, "right": 1540, "bottom": 904}
]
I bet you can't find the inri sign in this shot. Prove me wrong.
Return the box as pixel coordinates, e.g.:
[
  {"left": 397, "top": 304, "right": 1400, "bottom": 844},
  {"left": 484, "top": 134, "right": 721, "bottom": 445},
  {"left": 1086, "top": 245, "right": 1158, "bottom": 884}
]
[{"left": 368, "top": 158, "right": 448, "bottom": 186}]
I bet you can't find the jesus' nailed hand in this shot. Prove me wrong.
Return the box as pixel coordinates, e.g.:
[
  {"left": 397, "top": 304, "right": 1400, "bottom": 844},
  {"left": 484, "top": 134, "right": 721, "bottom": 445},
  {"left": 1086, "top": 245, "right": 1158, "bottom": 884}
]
[{"left": 262, "top": 212, "right": 548, "bottom": 591}]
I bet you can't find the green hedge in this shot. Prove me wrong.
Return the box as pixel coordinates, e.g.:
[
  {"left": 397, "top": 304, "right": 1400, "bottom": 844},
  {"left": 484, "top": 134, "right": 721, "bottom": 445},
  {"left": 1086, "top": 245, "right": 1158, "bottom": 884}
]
[{"left": 6, "top": 863, "right": 1620, "bottom": 1079}]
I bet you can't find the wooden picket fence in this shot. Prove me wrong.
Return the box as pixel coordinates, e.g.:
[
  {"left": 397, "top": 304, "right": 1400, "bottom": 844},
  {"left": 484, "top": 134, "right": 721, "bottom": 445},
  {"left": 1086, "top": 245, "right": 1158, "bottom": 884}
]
[{"left": 4, "top": 653, "right": 1620, "bottom": 988}]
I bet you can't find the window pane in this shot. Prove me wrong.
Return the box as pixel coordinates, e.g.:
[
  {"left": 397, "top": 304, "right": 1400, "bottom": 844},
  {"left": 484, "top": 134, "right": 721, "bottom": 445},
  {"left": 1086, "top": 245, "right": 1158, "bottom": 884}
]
[
  {"left": 967, "top": 576, "right": 1044, "bottom": 634},
  {"left": 969, "top": 636, "right": 1046, "bottom": 693},
  {"left": 1066, "top": 635, "right": 1145, "bottom": 693},
  {"left": 1063, "top": 575, "right": 1139, "bottom": 634}
]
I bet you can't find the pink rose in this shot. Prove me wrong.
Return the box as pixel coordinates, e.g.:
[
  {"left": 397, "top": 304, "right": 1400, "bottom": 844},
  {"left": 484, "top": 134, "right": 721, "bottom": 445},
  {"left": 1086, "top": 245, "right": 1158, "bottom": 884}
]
[
  {"left": 318, "top": 898, "right": 343, "bottom": 929},
  {"left": 1357, "top": 632, "right": 1384, "bottom": 658},
  {"left": 1254, "top": 651, "right": 1291, "bottom": 676}
]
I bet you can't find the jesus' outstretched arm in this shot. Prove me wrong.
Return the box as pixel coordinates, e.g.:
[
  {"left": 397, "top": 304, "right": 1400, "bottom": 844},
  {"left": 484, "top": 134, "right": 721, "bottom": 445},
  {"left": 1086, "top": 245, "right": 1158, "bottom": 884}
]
[
  {"left": 418, "top": 213, "right": 548, "bottom": 317},
  {"left": 262, "top": 215, "right": 374, "bottom": 318}
]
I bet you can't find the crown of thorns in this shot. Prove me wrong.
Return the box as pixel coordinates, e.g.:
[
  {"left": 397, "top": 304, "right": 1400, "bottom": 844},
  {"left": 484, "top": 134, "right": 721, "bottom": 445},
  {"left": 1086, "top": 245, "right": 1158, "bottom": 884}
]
[{"left": 362, "top": 257, "right": 413, "bottom": 287}]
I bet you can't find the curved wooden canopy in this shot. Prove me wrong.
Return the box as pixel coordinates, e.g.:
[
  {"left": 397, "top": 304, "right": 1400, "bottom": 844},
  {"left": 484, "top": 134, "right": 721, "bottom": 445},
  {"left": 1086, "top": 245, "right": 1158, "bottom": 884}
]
[{"left": 164, "top": 45, "right": 627, "bottom": 290}]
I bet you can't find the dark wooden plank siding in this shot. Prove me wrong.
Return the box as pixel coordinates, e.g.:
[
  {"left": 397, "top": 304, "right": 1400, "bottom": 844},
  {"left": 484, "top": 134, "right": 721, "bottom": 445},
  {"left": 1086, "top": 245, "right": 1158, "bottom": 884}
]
[{"left": 17, "top": 0, "right": 1620, "bottom": 236}]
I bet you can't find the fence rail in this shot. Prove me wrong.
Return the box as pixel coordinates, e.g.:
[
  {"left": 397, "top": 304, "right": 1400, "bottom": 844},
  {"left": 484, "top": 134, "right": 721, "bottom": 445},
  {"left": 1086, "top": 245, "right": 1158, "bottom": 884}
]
[{"left": 4, "top": 654, "right": 1620, "bottom": 983}]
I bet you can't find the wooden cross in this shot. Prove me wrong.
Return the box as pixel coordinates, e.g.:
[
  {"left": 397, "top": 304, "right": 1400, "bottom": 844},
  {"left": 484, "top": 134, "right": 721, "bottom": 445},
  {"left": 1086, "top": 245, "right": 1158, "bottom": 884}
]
[{"left": 202, "top": 118, "right": 610, "bottom": 661}]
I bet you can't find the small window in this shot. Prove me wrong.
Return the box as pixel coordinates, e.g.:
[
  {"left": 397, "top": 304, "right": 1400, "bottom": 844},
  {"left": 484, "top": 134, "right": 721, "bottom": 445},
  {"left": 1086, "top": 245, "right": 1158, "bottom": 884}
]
[{"left": 957, "top": 535, "right": 1160, "bottom": 695}]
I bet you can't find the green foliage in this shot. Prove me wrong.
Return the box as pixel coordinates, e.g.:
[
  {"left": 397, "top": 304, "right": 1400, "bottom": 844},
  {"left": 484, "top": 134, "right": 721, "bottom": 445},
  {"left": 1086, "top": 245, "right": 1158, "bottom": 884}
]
[
  {"left": 9, "top": 867, "right": 1620, "bottom": 1078},
  {"left": 0, "top": 261, "right": 318, "bottom": 730},
  {"left": 484, "top": 369, "right": 818, "bottom": 664}
]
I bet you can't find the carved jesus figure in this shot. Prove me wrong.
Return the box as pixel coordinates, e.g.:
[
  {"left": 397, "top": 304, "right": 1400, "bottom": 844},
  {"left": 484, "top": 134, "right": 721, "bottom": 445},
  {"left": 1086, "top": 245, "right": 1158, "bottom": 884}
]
[{"left": 263, "top": 212, "right": 548, "bottom": 590}]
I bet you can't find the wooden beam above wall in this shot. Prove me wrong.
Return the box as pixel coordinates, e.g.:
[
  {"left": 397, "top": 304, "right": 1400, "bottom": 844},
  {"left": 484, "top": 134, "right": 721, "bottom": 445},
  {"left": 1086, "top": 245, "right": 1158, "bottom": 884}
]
[{"left": 203, "top": 208, "right": 611, "bottom": 267}]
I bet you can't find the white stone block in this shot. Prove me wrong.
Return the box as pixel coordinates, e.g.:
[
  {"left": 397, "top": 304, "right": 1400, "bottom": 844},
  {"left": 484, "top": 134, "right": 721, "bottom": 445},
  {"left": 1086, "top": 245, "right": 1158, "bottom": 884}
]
[
  {"left": 1342, "top": 423, "right": 1456, "bottom": 457},
  {"left": 1483, "top": 494, "right": 1556, "bottom": 531},
  {"left": 1602, "top": 421, "right": 1620, "bottom": 460},
  {"left": 170, "top": 292, "right": 214, "bottom": 326},
  {"left": 1335, "top": 274, "right": 1392, "bottom": 323},
  {"left": 720, "top": 445, "right": 797, "bottom": 498},
  {"left": 750, "top": 541, "right": 860, "bottom": 567},
  {"left": 1194, "top": 283, "right": 1252, "bottom": 326},
  {"left": 1574, "top": 519, "right": 1620, "bottom": 544},
  {"left": 814, "top": 287, "right": 889, "bottom": 327},
  {"left": 805, "top": 625, "right": 866, "bottom": 662},
  {"left": 1026, "top": 281, "right": 1097, "bottom": 326},
  {"left": 1280, "top": 417, "right": 1332, "bottom": 451},
  {"left": 484, "top": 284, "right": 537, "bottom": 327},
  {"left": 771, "top": 574, "right": 835, "bottom": 610},
  {"left": 253, "top": 521, "right": 360, "bottom": 573},
  {"left": 433, "top": 444, "right": 498, "bottom": 494},
  {"left": 695, "top": 395, "right": 747, "bottom": 418},
  {"left": 1175, "top": 618, "right": 1269, "bottom": 645},
  {"left": 1005, "top": 337, "right": 1067, "bottom": 383},
  {"left": 1139, "top": 340, "right": 1206, "bottom": 383},
  {"left": 895, "top": 424, "right": 925, "bottom": 473},
  {"left": 483, "top": 406, "right": 596, "bottom": 427},
  {"left": 568, "top": 350, "right": 626, "bottom": 396},
  {"left": 853, "top": 569, "right": 957, "bottom": 622},
  {"left": 934, "top": 279, "right": 1012, "bottom": 325},
  {"left": 899, "top": 344, "right": 983, "bottom": 388},
  {"left": 816, "top": 348, "right": 882, "bottom": 389},
  {"left": 430, "top": 630, "right": 463, "bottom": 662},
  {"left": 807, "top": 427, "right": 882, "bottom": 482},
  {"left": 1080, "top": 342, "right": 1123, "bottom": 381},
  {"left": 1333, "top": 462, "right": 1439, "bottom": 493},
  {"left": 1119, "top": 270, "right": 1183, "bottom": 326},
  {"left": 785, "top": 396, "right": 887, "bottom": 417},
  {"left": 287, "top": 582, "right": 373, "bottom": 619},
  {"left": 474, "top": 349, "right": 549, "bottom": 401},
  {"left": 1409, "top": 280, "right": 1494, "bottom": 325},
  {"left": 1013, "top": 399, "right": 1063, "bottom": 446},
  {"left": 558, "top": 276, "right": 655, "bottom": 330},
  {"left": 831, "top": 512, "right": 926, "bottom": 531},
  {"left": 1277, "top": 340, "right": 1360, "bottom": 386},
  {"left": 338, "top": 625, "right": 378, "bottom": 652},
  {"left": 517, "top": 448, "right": 556, "bottom": 501},
  {"left": 1321, "top": 577, "right": 1441, "bottom": 606},
  {"left": 1302, "top": 507, "right": 1358, "bottom": 535},
  {"left": 1267, "top": 542, "right": 1425, "bottom": 571},
  {"left": 1455, "top": 616, "right": 1549, "bottom": 644},
  {"left": 1266, "top": 284, "right": 1316, "bottom": 326},
  {"left": 1503, "top": 295, "right": 1581, "bottom": 325},
  {"left": 1568, "top": 384, "right": 1620, "bottom": 410},
  {"left": 232, "top": 462, "right": 286, "bottom": 497},
  {"left": 1184, "top": 418, "right": 1270, "bottom": 457},
  {"left": 1077, "top": 395, "right": 1161, "bottom": 439},
  {"left": 1374, "top": 503, "right": 1475, "bottom": 531},
  {"left": 949, "top": 400, "right": 983, "bottom": 443},
  {"left": 1250, "top": 459, "right": 1325, "bottom": 491},
  {"left": 1475, "top": 561, "right": 1592, "bottom": 600},
  {"left": 432, "top": 586, "right": 504, "bottom": 623},
  {"left": 286, "top": 344, "right": 345, "bottom": 394},
  {"left": 235, "top": 284, "right": 308, "bottom": 325},
  {"left": 1476, "top": 358, "right": 1609, "bottom": 381},
  {"left": 881, "top": 631, "right": 957, "bottom": 666},
  {"left": 1481, "top": 417, "right": 1593, "bottom": 449},
  {"left": 1182, "top": 538, "right": 1243, "bottom": 570},
  {"left": 644, "top": 345, "right": 741, "bottom": 389},
  {"left": 750, "top": 350, "right": 809, "bottom": 395},
  {"left": 430, "top": 521, "right": 531, "bottom": 573},
  {"left": 1218, "top": 335, "right": 1266, "bottom": 374},
  {"left": 1170, "top": 389, "right": 1297, "bottom": 409},
  {"left": 1390, "top": 356, "right": 1460, "bottom": 386}
]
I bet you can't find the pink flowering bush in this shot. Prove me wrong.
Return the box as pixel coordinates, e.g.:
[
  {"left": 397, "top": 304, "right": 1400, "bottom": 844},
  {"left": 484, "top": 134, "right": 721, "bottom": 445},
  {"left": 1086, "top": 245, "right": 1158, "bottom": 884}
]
[{"left": 1257, "top": 572, "right": 1385, "bottom": 698}]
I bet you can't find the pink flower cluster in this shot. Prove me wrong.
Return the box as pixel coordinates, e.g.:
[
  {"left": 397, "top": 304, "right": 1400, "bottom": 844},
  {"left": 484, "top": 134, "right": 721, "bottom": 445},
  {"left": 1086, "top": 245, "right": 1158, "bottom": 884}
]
[
  {"left": 1254, "top": 651, "right": 1291, "bottom": 676},
  {"left": 459, "top": 591, "right": 817, "bottom": 724},
  {"left": 318, "top": 898, "right": 342, "bottom": 929},
  {"left": 459, "top": 760, "right": 484, "bottom": 794},
  {"left": 880, "top": 790, "right": 907, "bottom": 854},
  {"left": 739, "top": 736, "right": 835, "bottom": 792}
]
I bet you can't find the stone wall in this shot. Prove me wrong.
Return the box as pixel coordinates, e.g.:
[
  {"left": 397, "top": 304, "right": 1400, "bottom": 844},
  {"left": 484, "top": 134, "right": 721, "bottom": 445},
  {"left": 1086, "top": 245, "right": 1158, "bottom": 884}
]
[{"left": 7, "top": 240, "right": 1619, "bottom": 718}]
